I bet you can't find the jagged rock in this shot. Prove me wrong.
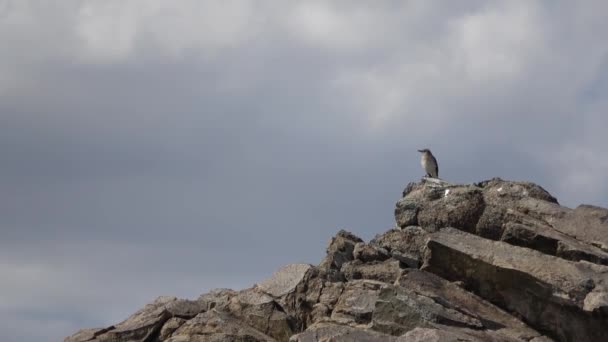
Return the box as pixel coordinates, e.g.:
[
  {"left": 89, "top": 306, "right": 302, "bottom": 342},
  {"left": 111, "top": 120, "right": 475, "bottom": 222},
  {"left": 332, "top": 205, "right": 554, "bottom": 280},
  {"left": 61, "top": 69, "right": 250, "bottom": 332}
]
[
  {"left": 396, "top": 180, "right": 485, "bottom": 232},
  {"left": 168, "top": 309, "right": 277, "bottom": 341},
  {"left": 372, "top": 285, "right": 483, "bottom": 335},
  {"left": 370, "top": 227, "right": 426, "bottom": 266},
  {"left": 342, "top": 259, "right": 402, "bottom": 283},
  {"left": 78, "top": 296, "right": 206, "bottom": 342},
  {"left": 198, "top": 288, "right": 238, "bottom": 311},
  {"left": 501, "top": 221, "right": 608, "bottom": 265},
  {"left": 549, "top": 204, "right": 608, "bottom": 251},
  {"left": 477, "top": 178, "right": 558, "bottom": 205},
  {"left": 256, "top": 263, "right": 317, "bottom": 332},
  {"left": 394, "top": 270, "right": 541, "bottom": 340},
  {"left": 227, "top": 288, "right": 294, "bottom": 341},
  {"left": 318, "top": 230, "right": 363, "bottom": 281},
  {"left": 353, "top": 242, "right": 391, "bottom": 262},
  {"left": 422, "top": 228, "right": 608, "bottom": 341},
  {"left": 397, "top": 326, "right": 524, "bottom": 342},
  {"left": 257, "top": 264, "right": 314, "bottom": 298},
  {"left": 64, "top": 327, "right": 113, "bottom": 342},
  {"left": 66, "top": 178, "right": 608, "bottom": 342},
  {"left": 290, "top": 322, "right": 397, "bottom": 341},
  {"left": 331, "top": 279, "right": 386, "bottom": 324},
  {"left": 158, "top": 317, "right": 186, "bottom": 340}
]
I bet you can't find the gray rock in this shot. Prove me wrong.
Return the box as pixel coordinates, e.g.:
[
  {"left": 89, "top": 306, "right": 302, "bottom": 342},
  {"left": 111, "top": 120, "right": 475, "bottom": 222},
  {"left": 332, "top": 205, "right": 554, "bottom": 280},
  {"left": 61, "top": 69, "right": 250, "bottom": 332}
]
[
  {"left": 372, "top": 286, "right": 483, "bottom": 336},
  {"left": 370, "top": 227, "right": 427, "bottom": 264},
  {"left": 422, "top": 228, "right": 608, "bottom": 342},
  {"left": 169, "top": 309, "right": 277, "bottom": 342},
  {"left": 198, "top": 288, "right": 238, "bottom": 311},
  {"left": 68, "top": 296, "right": 208, "bottom": 342},
  {"left": 353, "top": 242, "right": 391, "bottom": 262},
  {"left": 342, "top": 259, "right": 402, "bottom": 283},
  {"left": 227, "top": 288, "right": 294, "bottom": 341},
  {"left": 158, "top": 317, "right": 186, "bottom": 340},
  {"left": 257, "top": 264, "right": 314, "bottom": 298},
  {"left": 318, "top": 230, "right": 363, "bottom": 281},
  {"left": 66, "top": 178, "right": 607, "bottom": 342},
  {"left": 396, "top": 326, "right": 522, "bottom": 342},
  {"left": 290, "top": 322, "right": 397, "bottom": 342},
  {"left": 501, "top": 222, "right": 608, "bottom": 265},
  {"left": 64, "top": 327, "right": 113, "bottom": 342},
  {"left": 331, "top": 280, "right": 386, "bottom": 324},
  {"left": 395, "top": 270, "right": 541, "bottom": 340},
  {"left": 552, "top": 205, "right": 608, "bottom": 251}
]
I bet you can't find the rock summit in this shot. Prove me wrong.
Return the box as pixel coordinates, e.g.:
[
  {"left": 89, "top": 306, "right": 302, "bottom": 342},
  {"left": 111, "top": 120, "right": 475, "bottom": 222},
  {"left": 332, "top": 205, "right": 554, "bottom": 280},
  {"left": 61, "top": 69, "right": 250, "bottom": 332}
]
[{"left": 66, "top": 178, "right": 608, "bottom": 342}]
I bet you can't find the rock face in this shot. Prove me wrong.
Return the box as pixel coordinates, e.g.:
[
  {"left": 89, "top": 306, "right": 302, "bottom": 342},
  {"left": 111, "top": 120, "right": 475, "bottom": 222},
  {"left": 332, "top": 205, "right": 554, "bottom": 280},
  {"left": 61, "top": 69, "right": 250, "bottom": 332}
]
[{"left": 66, "top": 178, "right": 608, "bottom": 342}]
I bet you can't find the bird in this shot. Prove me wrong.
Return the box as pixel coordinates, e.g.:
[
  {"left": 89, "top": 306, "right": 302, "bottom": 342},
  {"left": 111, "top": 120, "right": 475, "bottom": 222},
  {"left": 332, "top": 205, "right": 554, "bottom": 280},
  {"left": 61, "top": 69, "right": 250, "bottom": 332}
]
[{"left": 418, "top": 149, "right": 438, "bottom": 178}]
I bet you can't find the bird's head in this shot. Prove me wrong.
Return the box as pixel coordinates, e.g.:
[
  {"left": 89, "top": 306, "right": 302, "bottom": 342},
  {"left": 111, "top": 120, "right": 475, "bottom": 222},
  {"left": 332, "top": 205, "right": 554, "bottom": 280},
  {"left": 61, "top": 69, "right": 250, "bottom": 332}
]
[{"left": 417, "top": 149, "right": 431, "bottom": 153}]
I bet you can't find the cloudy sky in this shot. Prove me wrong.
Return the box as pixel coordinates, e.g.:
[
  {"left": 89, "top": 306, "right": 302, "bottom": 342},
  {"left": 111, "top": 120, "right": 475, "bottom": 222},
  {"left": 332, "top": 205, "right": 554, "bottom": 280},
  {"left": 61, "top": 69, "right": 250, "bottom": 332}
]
[{"left": 1, "top": 1, "right": 607, "bottom": 341}]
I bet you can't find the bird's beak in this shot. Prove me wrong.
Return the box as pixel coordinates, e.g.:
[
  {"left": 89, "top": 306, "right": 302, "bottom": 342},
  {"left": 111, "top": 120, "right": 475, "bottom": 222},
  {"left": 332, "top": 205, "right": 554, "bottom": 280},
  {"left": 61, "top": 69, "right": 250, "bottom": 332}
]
[{"left": 417, "top": 150, "right": 423, "bottom": 153}]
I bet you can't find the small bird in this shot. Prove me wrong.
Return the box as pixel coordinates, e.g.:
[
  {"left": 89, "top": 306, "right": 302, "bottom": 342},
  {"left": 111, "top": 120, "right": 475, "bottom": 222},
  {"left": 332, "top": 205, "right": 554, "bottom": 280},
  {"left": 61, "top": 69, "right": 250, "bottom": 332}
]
[{"left": 418, "top": 149, "right": 439, "bottom": 178}]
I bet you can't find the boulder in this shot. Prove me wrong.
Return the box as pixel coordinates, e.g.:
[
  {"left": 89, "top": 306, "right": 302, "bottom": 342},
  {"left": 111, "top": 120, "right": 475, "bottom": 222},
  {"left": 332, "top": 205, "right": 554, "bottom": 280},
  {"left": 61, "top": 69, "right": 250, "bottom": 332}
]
[
  {"left": 227, "top": 288, "right": 294, "bottom": 341},
  {"left": 422, "top": 228, "right": 608, "bottom": 341},
  {"left": 168, "top": 309, "right": 277, "bottom": 341},
  {"left": 290, "top": 322, "right": 397, "bottom": 342},
  {"left": 318, "top": 230, "right": 363, "bottom": 281},
  {"left": 331, "top": 279, "right": 386, "bottom": 324},
  {"left": 342, "top": 259, "right": 402, "bottom": 283},
  {"left": 66, "top": 178, "right": 608, "bottom": 342}
]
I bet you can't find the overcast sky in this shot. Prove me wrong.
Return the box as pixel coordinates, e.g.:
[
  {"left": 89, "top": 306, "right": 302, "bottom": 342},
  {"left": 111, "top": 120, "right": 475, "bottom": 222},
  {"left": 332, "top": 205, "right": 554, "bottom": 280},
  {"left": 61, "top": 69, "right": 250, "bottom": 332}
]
[{"left": 1, "top": 1, "right": 607, "bottom": 341}]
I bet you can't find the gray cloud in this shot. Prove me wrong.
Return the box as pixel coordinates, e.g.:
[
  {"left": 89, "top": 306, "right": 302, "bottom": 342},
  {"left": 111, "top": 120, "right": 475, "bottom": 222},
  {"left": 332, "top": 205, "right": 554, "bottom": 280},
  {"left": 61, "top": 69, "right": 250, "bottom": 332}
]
[{"left": 1, "top": 1, "right": 607, "bottom": 341}]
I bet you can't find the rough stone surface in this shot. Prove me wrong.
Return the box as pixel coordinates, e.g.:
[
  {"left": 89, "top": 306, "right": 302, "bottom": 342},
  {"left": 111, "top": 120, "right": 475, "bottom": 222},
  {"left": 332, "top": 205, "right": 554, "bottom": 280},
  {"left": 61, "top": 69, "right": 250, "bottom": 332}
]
[
  {"left": 257, "top": 264, "right": 314, "bottom": 298},
  {"left": 318, "top": 230, "right": 363, "bottom": 281},
  {"left": 67, "top": 178, "right": 607, "bottom": 342},
  {"left": 553, "top": 205, "right": 608, "bottom": 251},
  {"left": 423, "top": 228, "right": 608, "bottom": 341},
  {"left": 168, "top": 309, "right": 277, "bottom": 341},
  {"left": 331, "top": 279, "right": 386, "bottom": 324},
  {"left": 290, "top": 322, "right": 397, "bottom": 342},
  {"left": 342, "top": 259, "right": 402, "bottom": 283},
  {"left": 353, "top": 242, "right": 391, "bottom": 262}
]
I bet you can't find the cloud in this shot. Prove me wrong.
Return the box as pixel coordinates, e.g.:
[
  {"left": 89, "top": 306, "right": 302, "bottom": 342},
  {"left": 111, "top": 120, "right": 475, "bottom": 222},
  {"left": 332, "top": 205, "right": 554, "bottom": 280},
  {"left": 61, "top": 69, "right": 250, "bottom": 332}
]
[{"left": 1, "top": 1, "right": 607, "bottom": 341}]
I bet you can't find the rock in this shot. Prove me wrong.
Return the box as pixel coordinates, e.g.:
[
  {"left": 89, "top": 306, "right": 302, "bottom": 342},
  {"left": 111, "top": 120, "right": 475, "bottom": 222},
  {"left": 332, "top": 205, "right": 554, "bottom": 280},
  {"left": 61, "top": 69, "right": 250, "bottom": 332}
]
[
  {"left": 256, "top": 263, "right": 317, "bottom": 332},
  {"left": 198, "top": 288, "right": 238, "bottom": 311},
  {"left": 353, "top": 242, "right": 391, "bottom": 262},
  {"left": 318, "top": 230, "right": 363, "bottom": 281},
  {"left": 395, "top": 270, "right": 541, "bottom": 340},
  {"left": 372, "top": 286, "right": 483, "bottom": 336},
  {"left": 422, "top": 228, "right": 608, "bottom": 342},
  {"left": 416, "top": 186, "right": 485, "bottom": 233},
  {"left": 342, "top": 259, "right": 402, "bottom": 283},
  {"left": 290, "top": 322, "right": 397, "bottom": 342},
  {"left": 501, "top": 222, "right": 608, "bottom": 265},
  {"left": 396, "top": 326, "right": 524, "bottom": 342},
  {"left": 552, "top": 205, "right": 608, "bottom": 251},
  {"left": 395, "top": 180, "right": 485, "bottom": 232},
  {"left": 370, "top": 227, "right": 427, "bottom": 265},
  {"left": 169, "top": 309, "right": 277, "bottom": 342},
  {"left": 73, "top": 296, "right": 207, "bottom": 342},
  {"left": 227, "top": 288, "right": 294, "bottom": 341},
  {"left": 317, "top": 281, "right": 344, "bottom": 307},
  {"left": 477, "top": 178, "right": 558, "bottom": 205},
  {"left": 331, "top": 280, "right": 386, "bottom": 324},
  {"left": 66, "top": 178, "right": 608, "bottom": 342},
  {"left": 257, "top": 264, "right": 314, "bottom": 298},
  {"left": 64, "top": 327, "right": 113, "bottom": 342},
  {"left": 158, "top": 317, "right": 186, "bottom": 340}
]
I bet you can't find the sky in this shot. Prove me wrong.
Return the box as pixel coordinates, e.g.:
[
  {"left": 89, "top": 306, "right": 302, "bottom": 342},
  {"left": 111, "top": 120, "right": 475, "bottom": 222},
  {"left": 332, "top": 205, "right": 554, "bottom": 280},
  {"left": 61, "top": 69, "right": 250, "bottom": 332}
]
[{"left": 1, "top": 1, "right": 607, "bottom": 341}]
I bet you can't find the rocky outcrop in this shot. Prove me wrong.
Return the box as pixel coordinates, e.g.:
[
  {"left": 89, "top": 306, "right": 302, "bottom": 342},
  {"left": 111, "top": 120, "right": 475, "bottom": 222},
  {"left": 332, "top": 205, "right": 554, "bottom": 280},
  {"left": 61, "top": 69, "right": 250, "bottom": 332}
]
[{"left": 66, "top": 178, "right": 608, "bottom": 342}]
